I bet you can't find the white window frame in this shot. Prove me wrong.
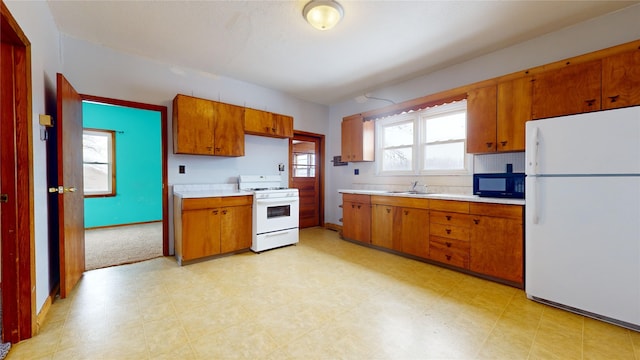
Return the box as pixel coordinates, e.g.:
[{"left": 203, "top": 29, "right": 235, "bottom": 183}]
[
  {"left": 83, "top": 128, "right": 116, "bottom": 197},
  {"left": 375, "top": 100, "right": 471, "bottom": 176}
]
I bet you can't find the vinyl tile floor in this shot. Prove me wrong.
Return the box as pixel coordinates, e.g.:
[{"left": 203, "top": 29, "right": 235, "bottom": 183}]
[{"left": 7, "top": 227, "right": 640, "bottom": 359}]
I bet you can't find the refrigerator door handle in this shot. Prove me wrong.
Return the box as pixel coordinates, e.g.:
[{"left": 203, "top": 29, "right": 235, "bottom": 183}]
[
  {"left": 528, "top": 126, "right": 540, "bottom": 175},
  {"left": 532, "top": 176, "right": 540, "bottom": 224}
]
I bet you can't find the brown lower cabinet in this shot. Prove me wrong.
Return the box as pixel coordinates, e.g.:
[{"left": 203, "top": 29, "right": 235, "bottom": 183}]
[
  {"left": 341, "top": 194, "right": 524, "bottom": 287},
  {"left": 174, "top": 195, "right": 252, "bottom": 264}
]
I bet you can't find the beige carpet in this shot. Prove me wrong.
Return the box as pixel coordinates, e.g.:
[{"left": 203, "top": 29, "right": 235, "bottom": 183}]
[{"left": 84, "top": 222, "right": 163, "bottom": 271}]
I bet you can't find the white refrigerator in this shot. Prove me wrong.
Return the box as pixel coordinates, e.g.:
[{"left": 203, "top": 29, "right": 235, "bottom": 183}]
[{"left": 525, "top": 106, "right": 640, "bottom": 330}]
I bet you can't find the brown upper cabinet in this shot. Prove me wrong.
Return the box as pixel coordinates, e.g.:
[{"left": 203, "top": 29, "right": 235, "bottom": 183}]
[
  {"left": 467, "top": 77, "right": 532, "bottom": 154},
  {"left": 244, "top": 108, "right": 294, "bottom": 138},
  {"left": 173, "top": 94, "right": 245, "bottom": 156},
  {"left": 602, "top": 48, "right": 640, "bottom": 110},
  {"left": 531, "top": 60, "right": 602, "bottom": 120},
  {"left": 341, "top": 115, "right": 374, "bottom": 162}
]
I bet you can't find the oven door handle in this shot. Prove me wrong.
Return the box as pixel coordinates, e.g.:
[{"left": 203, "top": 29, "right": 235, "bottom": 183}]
[{"left": 256, "top": 197, "right": 298, "bottom": 204}]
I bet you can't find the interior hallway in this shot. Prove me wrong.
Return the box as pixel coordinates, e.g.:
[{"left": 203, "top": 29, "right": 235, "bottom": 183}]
[{"left": 7, "top": 227, "right": 640, "bottom": 359}]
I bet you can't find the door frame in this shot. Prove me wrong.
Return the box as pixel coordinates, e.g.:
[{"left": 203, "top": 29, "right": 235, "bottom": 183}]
[
  {"left": 1, "top": 0, "right": 36, "bottom": 343},
  {"left": 81, "top": 95, "right": 169, "bottom": 255},
  {"left": 289, "top": 130, "right": 325, "bottom": 227}
]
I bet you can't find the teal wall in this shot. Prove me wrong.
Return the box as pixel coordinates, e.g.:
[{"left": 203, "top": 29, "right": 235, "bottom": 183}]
[{"left": 83, "top": 101, "right": 162, "bottom": 228}]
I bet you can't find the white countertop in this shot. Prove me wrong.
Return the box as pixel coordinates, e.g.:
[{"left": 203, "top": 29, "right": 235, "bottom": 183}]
[
  {"left": 174, "top": 190, "right": 254, "bottom": 199},
  {"left": 338, "top": 189, "right": 525, "bottom": 206}
]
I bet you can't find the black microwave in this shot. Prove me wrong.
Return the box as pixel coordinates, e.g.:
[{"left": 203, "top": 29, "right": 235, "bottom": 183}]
[{"left": 473, "top": 173, "right": 525, "bottom": 199}]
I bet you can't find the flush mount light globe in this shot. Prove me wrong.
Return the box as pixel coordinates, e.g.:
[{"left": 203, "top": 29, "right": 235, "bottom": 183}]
[{"left": 303, "top": 0, "right": 344, "bottom": 31}]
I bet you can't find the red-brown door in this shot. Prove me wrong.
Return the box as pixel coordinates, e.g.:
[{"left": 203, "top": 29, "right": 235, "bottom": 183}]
[
  {"left": 56, "top": 73, "right": 85, "bottom": 298},
  {"left": 290, "top": 132, "right": 324, "bottom": 228}
]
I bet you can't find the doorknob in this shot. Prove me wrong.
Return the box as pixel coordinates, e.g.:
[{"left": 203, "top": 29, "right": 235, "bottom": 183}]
[
  {"left": 0, "top": 194, "right": 8, "bottom": 203},
  {"left": 48, "top": 186, "right": 77, "bottom": 194}
]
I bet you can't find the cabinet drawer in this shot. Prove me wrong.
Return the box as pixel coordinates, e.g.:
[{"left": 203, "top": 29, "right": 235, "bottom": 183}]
[
  {"left": 182, "top": 197, "right": 222, "bottom": 210},
  {"left": 430, "top": 211, "right": 471, "bottom": 227},
  {"left": 221, "top": 195, "right": 253, "bottom": 207},
  {"left": 370, "top": 195, "right": 429, "bottom": 209},
  {"left": 429, "top": 199, "right": 469, "bottom": 213},
  {"left": 430, "top": 223, "right": 470, "bottom": 241},
  {"left": 343, "top": 194, "right": 371, "bottom": 204},
  {"left": 469, "top": 203, "right": 522, "bottom": 220},
  {"left": 430, "top": 237, "right": 469, "bottom": 268}
]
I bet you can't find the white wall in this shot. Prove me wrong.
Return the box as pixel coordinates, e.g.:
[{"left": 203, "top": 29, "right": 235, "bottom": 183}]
[
  {"left": 325, "top": 4, "right": 640, "bottom": 225},
  {"left": 5, "top": 0, "right": 62, "bottom": 312}
]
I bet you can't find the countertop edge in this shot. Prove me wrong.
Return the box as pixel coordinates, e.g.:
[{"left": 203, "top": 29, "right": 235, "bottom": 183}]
[
  {"left": 338, "top": 189, "right": 525, "bottom": 206},
  {"left": 174, "top": 190, "right": 254, "bottom": 199}
]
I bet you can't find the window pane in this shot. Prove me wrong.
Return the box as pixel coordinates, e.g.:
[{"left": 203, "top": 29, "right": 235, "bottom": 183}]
[
  {"left": 84, "top": 163, "right": 110, "bottom": 192},
  {"left": 383, "top": 121, "right": 413, "bottom": 147},
  {"left": 425, "top": 112, "right": 466, "bottom": 143},
  {"left": 383, "top": 147, "right": 412, "bottom": 171},
  {"left": 424, "top": 142, "right": 465, "bottom": 170},
  {"left": 83, "top": 133, "right": 109, "bottom": 163}
]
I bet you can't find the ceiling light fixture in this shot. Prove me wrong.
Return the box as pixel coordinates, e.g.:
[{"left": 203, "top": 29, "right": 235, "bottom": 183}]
[{"left": 303, "top": 0, "right": 344, "bottom": 31}]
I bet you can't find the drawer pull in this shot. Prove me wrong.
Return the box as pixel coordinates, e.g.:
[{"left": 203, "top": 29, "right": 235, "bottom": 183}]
[
  {"left": 404, "top": 210, "right": 409, "bottom": 215},
  {"left": 445, "top": 229, "right": 451, "bottom": 234},
  {"left": 222, "top": 210, "right": 227, "bottom": 215},
  {"left": 585, "top": 99, "right": 596, "bottom": 106},
  {"left": 445, "top": 255, "right": 452, "bottom": 261},
  {"left": 608, "top": 95, "right": 620, "bottom": 103},
  {"left": 473, "top": 219, "right": 480, "bottom": 225},
  {"left": 445, "top": 215, "right": 452, "bottom": 221},
  {"left": 500, "top": 141, "right": 507, "bottom": 147},
  {"left": 357, "top": 205, "right": 361, "bottom": 209},
  {"left": 386, "top": 208, "right": 391, "bottom": 214},
  {"left": 486, "top": 142, "right": 493, "bottom": 148},
  {"left": 445, "top": 242, "right": 452, "bottom": 247},
  {"left": 212, "top": 210, "right": 219, "bottom": 215}
]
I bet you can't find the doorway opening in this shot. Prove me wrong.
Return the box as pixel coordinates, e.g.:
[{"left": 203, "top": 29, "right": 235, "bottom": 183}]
[
  {"left": 80, "top": 96, "right": 168, "bottom": 270},
  {"left": 290, "top": 131, "right": 325, "bottom": 228}
]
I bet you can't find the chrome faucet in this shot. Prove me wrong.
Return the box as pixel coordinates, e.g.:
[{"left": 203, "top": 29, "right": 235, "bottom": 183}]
[{"left": 411, "top": 181, "right": 419, "bottom": 191}]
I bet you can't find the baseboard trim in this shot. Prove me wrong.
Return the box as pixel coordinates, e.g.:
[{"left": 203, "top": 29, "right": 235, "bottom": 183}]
[
  {"left": 85, "top": 220, "right": 162, "bottom": 231},
  {"left": 35, "top": 285, "right": 58, "bottom": 334},
  {"left": 324, "top": 223, "right": 342, "bottom": 232}
]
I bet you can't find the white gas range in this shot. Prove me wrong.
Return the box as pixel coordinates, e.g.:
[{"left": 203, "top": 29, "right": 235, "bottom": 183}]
[{"left": 238, "top": 175, "right": 299, "bottom": 253}]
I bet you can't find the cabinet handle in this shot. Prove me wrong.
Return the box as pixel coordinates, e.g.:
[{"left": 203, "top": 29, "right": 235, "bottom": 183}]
[
  {"left": 212, "top": 210, "right": 219, "bottom": 215},
  {"left": 357, "top": 205, "right": 361, "bottom": 209},
  {"left": 473, "top": 219, "right": 480, "bottom": 225},
  {"left": 206, "top": 146, "right": 213, "bottom": 150},
  {"left": 585, "top": 99, "right": 596, "bottom": 107},
  {"left": 386, "top": 208, "right": 391, "bottom": 214},
  {"left": 404, "top": 210, "right": 409, "bottom": 215},
  {"left": 445, "top": 229, "right": 451, "bottom": 234},
  {"left": 500, "top": 141, "right": 507, "bottom": 147},
  {"left": 271, "top": 127, "right": 276, "bottom": 132},
  {"left": 445, "top": 215, "right": 452, "bottom": 221},
  {"left": 351, "top": 204, "right": 355, "bottom": 209},
  {"left": 215, "top": 147, "right": 221, "bottom": 152},
  {"left": 445, "top": 242, "right": 452, "bottom": 248},
  {"left": 486, "top": 142, "right": 493, "bottom": 148},
  {"left": 445, "top": 255, "right": 452, "bottom": 261},
  {"left": 608, "top": 95, "right": 620, "bottom": 103},
  {"left": 222, "top": 210, "right": 227, "bottom": 215}
]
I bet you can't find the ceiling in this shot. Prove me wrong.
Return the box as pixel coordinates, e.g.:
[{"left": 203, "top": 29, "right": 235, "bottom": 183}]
[{"left": 47, "top": 1, "right": 637, "bottom": 106}]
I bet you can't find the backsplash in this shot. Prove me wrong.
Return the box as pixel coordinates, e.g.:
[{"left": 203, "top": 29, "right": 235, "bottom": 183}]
[{"left": 473, "top": 152, "right": 525, "bottom": 173}]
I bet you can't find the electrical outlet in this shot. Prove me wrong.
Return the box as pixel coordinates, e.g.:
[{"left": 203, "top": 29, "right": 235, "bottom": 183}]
[
  {"left": 179, "top": 165, "right": 185, "bottom": 174},
  {"left": 354, "top": 169, "right": 359, "bottom": 175},
  {"left": 278, "top": 163, "right": 285, "bottom": 172}
]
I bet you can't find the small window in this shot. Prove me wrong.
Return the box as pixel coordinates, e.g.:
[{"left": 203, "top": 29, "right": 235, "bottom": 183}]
[
  {"left": 83, "top": 129, "right": 116, "bottom": 197},
  {"left": 421, "top": 106, "right": 467, "bottom": 172},
  {"left": 379, "top": 115, "right": 415, "bottom": 173},
  {"left": 293, "top": 140, "right": 316, "bottom": 177}
]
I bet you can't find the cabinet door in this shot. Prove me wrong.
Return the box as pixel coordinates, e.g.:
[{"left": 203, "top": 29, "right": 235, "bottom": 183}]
[
  {"left": 470, "top": 215, "right": 523, "bottom": 284},
  {"left": 399, "top": 207, "right": 429, "bottom": 258},
  {"left": 182, "top": 208, "right": 220, "bottom": 260},
  {"left": 497, "top": 77, "right": 532, "bottom": 152},
  {"left": 532, "top": 60, "right": 602, "bottom": 119},
  {"left": 273, "top": 114, "right": 294, "bottom": 138},
  {"left": 214, "top": 102, "right": 245, "bottom": 156},
  {"left": 173, "top": 95, "right": 215, "bottom": 155},
  {"left": 467, "top": 85, "right": 497, "bottom": 153},
  {"left": 342, "top": 201, "right": 371, "bottom": 243},
  {"left": 341, "top": 116, "right": 374, "bottom": 162},
  {"left": 220, "top": 205, "right": 252, "bottom": 253},
  {"left": 371, "top": 204, "right": 395, "bottom": 249},
  {"left": 244, "top": 108, "right": 272, "bottom": 135},
  {"left": 602, "top": 49, "right": 640, "bottom": 110}
]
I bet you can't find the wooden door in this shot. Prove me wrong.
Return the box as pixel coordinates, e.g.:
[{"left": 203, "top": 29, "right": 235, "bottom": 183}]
[
  {"left": 291, "top": 132, "right": 324, "bottom": 228},
  {"left": 220, "top": 205, "right": 252, "bottom": 253},
  {"left": 1, "top": 1, "right": 34, "bottom": 342},
  {"left": 182, "top": 209, "right": 220, "bottom": 260},
  {"left": 399, "top": 207, "right": 429, "bottom": 258},
  {"left": 470, "top": 215, "right": 523, "bottom": 284},
  {"left": 531, "top": 60, "right": 602, "bottom": 119},
  {"left": 371, "top": 204, "right": 394, "bottom": 249},
  {"left": 497, "top": 77, "right": 532, "bottom": 152},
  {"left": 602, "top": 49, "right": 640, "bottom": 110},
  {"left": 56, "top": 73, "right": 85, "bottom": 298},
  {"left": 467, "top": 85, "right": 497, "bottom": 153},
  {"left": 214, "top": 102, "right": 244, "bottom": 156},
  {"left": 173, "top": 94, "right": 216, "bottom": 155}
]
